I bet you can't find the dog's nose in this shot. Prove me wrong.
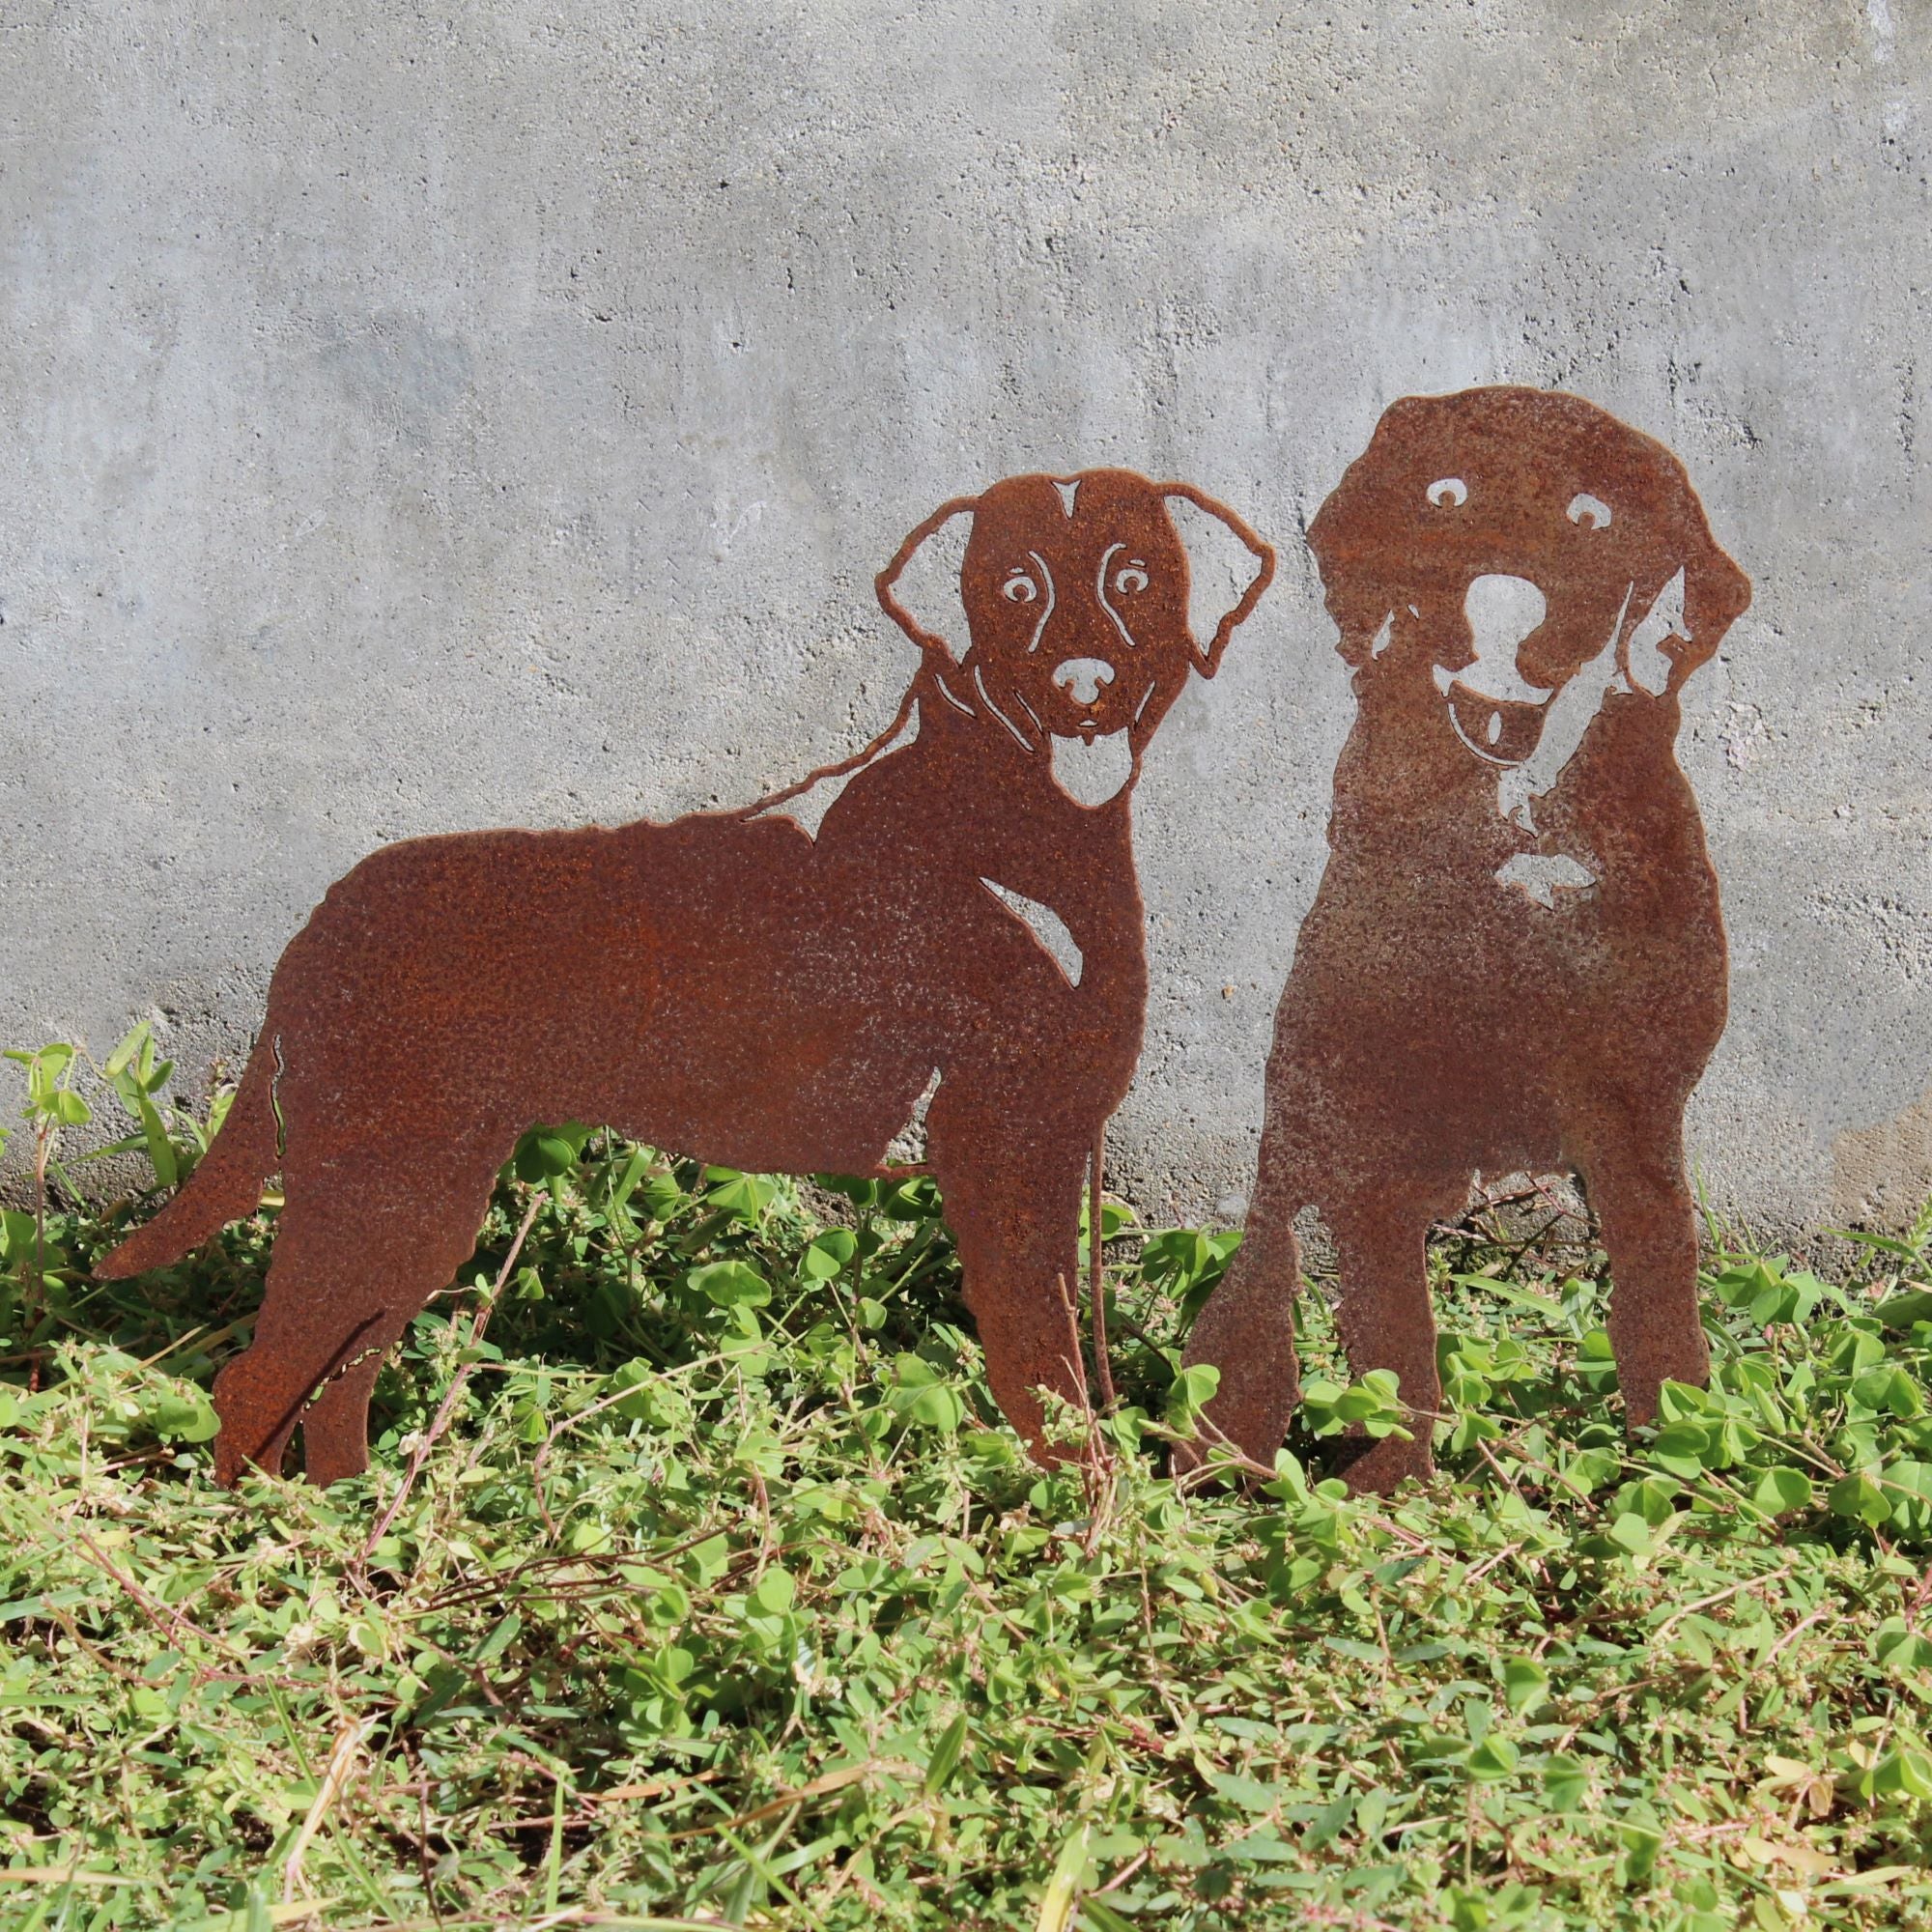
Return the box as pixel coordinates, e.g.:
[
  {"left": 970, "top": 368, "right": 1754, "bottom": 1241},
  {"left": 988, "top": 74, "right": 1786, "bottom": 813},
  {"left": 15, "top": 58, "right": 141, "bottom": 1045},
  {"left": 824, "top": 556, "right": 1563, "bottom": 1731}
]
[
  {"left": 1051, "top": 657, "right": 1116, "bottom": 708},
  {"left": 1459, "top": 574, "right": 1552, "bottom": 702}
]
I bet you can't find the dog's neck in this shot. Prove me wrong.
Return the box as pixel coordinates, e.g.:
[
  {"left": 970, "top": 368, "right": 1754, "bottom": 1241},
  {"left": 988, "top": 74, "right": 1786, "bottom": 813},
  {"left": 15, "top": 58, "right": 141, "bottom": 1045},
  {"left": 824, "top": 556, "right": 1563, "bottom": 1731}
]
[
  {"left": 1333, "top": 653, "right": 1690, "bottom": 882},
  {"left": 804, "top": 666, "right": 1143, "bottom": 965},
  {"left": 915, "top": 663, "right": 1143, "bottom": 813},
  {"left": 1333, "top": 658, "right": 1532, "bottom": 852}
]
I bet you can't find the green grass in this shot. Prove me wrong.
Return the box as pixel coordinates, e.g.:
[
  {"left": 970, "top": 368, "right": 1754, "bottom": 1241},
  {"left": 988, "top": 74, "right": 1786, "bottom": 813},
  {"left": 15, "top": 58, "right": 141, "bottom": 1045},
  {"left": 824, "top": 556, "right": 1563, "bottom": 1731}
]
[{"left": 7, "top": 1079, "right": 1932, "bottom": 1929}]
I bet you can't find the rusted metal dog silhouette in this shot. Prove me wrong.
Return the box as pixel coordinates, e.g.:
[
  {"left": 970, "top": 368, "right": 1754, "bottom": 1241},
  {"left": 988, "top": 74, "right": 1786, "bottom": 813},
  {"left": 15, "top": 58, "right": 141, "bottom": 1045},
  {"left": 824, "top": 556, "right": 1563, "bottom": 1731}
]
[
  {"left": 1183, "top": 388, "right": 1750, "bottom": 1492},
  {"left": 99, "top": 469, "right": 1273, "bottom": 1485}
]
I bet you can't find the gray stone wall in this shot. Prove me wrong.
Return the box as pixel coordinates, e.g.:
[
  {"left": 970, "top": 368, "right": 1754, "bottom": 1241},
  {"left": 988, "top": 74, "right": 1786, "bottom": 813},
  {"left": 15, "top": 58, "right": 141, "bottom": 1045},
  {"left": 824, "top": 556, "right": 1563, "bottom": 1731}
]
[{"left": 3, "top": 1, "right": 1928, "bottom": 1229}]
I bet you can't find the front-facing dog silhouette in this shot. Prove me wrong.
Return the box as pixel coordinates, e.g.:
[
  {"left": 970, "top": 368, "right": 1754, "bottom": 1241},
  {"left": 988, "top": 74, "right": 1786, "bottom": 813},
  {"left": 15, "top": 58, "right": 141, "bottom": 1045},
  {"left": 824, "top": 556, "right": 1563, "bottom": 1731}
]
[
  {"left": 99, "top": 469, "right": 1273, "bottom": 1486},
  {"left": 1182, "top": 389, "right": 1749, "bottom": 1492}
]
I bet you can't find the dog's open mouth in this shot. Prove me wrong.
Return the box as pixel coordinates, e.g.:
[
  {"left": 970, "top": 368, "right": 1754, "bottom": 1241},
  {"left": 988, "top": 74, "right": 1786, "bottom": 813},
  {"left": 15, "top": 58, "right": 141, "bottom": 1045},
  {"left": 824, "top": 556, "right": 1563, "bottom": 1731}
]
[{"left": 1443, "top": 683, "right": 1551, "bottom": 767}]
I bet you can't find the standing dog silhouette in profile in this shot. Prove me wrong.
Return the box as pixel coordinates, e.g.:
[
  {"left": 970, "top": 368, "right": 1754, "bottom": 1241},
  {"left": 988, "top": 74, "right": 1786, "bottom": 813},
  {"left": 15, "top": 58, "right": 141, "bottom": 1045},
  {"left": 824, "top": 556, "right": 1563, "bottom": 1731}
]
[
  {"left": 99, "top": 469, "right": 1273, "bottom": 1487},
  {"left": 1182, "top": 389, "right": 1750, "bottom": 1492}
]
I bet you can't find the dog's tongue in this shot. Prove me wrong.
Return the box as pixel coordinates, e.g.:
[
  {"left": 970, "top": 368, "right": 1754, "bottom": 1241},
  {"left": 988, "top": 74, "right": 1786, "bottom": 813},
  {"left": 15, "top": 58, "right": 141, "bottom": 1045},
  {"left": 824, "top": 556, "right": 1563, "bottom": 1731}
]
[{"left": 1050, "top": 729, "right": 1134, "bottom": 807}]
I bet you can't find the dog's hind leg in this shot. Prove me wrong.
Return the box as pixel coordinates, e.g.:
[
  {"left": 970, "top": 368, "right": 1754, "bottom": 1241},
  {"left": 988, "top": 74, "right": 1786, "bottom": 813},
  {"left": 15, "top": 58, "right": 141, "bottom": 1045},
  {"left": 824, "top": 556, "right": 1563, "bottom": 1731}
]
[
  {"left": 210, "top": 1206, "right": 389, "bottom": 1486},
  {"left": 1327, "top": 1188, "right": 1460, "bottom": 1494},
  {"left": 296, "top": 1310, "right": 429, "bottom": 1489},
  {"left": 1572, "top": 1117, "right": 1709, "bottom": 1428},
  {"left": 212, "top": 1144, "right": 504, "bottom": 1487}
]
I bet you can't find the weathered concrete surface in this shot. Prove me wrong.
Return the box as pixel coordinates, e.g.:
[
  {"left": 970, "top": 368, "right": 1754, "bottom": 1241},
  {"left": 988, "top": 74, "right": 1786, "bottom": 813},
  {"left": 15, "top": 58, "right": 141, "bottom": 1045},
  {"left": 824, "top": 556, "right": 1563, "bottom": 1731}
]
[{"left": 2, "top": 1, "right": 1928, "bottom": 1230}]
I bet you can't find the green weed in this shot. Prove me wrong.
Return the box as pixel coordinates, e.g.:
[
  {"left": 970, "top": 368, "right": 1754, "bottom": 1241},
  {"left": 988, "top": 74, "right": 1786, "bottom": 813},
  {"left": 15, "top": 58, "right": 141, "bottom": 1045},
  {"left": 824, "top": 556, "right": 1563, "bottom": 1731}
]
[{"left": 4, "top": 1041, "right": 1932, "bottom": 1927}]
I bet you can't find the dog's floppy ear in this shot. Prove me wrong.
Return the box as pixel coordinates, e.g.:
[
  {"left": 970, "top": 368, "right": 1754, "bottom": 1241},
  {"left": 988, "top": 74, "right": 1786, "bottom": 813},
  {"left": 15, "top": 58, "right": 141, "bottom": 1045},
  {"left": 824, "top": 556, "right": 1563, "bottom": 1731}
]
[
  {"left": 1623, "top": 488, "right": 1752, "bottom": 696},
  {"left": 1672, "top": 511, "right": 1752, "bottom": 690},
  {"left": 1304, "top": 444, "right": 1402, "bottom": 670},
  {"left": 1159, "top": 484, "right": 1276, "bottom": 676},
  {"left": 876, "top": 495, "right": 980, "bottom": 667}
]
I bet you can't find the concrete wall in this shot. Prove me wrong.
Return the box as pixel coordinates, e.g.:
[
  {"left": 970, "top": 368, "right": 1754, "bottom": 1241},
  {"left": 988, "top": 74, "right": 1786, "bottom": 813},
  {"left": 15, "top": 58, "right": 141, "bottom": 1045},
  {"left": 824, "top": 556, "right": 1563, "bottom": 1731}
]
[{"left": 2, "top": 0, "right": 1928, "bottom": 1231}]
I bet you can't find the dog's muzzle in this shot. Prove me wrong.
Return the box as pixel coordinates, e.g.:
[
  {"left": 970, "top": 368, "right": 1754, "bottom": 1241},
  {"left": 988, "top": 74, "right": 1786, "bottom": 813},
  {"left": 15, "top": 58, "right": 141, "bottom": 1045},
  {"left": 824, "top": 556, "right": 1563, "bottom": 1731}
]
[
  {"left": 1442, "top": 573, "right": 1557, "bottom": 768},
  {"left": 1043, "top": 657, "right": 1135, "bottom": 806},
  {"left": 1051, "top": 657, "right": 1117, "bottom": 709}
]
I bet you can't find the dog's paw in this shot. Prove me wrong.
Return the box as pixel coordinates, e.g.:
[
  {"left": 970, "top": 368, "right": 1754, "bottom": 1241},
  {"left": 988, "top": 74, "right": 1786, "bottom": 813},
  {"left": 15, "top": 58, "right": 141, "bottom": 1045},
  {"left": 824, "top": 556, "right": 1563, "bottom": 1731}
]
[{"left": 1330, "top": 1433, "right": 1435, "bottom": 1496}]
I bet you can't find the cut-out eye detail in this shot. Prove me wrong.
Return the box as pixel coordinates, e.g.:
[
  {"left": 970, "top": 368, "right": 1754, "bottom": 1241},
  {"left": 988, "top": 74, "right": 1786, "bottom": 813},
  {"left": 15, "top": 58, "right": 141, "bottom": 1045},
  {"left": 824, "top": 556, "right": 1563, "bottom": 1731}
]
[
  {"left": 1567, "top": 492, "right": 1612, "bottom": 530},
  {"left": 1113, "top": 565, "right": 1150, "bottom": 596},
  {"left": 1427, "top": 477, "right": 1468, "bottom": 509},
  {"left": 1001, "top": 574, "right": 1038, "bottom": 604}
]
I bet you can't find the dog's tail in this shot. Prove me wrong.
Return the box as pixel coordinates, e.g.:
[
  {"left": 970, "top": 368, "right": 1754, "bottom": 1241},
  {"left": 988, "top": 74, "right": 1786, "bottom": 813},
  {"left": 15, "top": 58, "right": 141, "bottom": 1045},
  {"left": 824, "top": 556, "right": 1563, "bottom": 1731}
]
[{"left": 94, "top": 1027, "right": 282, "bottom": 1280}]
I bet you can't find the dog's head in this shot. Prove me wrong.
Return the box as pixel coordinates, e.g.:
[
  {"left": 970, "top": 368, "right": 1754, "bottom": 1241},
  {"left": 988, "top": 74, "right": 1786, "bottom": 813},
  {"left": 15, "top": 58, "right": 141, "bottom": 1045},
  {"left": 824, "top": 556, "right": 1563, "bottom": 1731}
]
[
  {"left": 877, "top": 469, "right": 1273, "bottom": 802},
  {"left": 1307, "top": 388, "right": 1750, "bottom": 782}
]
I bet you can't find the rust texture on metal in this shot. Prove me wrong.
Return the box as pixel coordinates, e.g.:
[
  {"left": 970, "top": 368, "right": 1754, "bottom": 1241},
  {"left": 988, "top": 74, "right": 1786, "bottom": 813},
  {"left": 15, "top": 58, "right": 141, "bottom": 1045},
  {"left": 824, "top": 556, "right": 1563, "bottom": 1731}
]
[
  {"left": 1182, "top": 388, "right": 1751, "bottom": 1492},
  {"left": 97, "top": 468, "right": 1275, "bottom": 1486}
]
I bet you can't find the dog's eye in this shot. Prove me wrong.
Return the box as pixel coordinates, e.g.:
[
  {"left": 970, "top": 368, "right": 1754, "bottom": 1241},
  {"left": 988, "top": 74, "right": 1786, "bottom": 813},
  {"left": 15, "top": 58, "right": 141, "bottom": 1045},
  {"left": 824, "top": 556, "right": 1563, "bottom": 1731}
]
[
  {"left": 1113, "top": 566, "right": 1150, "bottom": 596},
  {"left": 1426, "top": 477, "right": 1468, "bottom": 509},
  {"left": 1001, "top": 574, "right": 1038, "bottom": 604},
  {"left": 1567, "top": 492, "right": 1612, "bottom": 530}
]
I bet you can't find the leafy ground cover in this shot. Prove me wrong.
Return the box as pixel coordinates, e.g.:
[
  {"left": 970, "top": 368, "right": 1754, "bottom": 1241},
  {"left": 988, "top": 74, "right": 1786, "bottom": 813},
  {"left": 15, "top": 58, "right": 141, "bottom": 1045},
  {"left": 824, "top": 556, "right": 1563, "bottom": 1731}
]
[{"left": 6, "top": 1039, "right": 1932, "bottom": 1928}]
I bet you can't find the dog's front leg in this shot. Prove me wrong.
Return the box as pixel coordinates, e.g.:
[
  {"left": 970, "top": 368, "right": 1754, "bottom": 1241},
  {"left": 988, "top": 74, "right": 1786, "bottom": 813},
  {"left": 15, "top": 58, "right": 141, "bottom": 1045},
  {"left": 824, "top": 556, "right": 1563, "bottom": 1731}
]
[
  {"left": 925, "top": 1091, "right": 1094, "bottom": 1464},
  {"left": 1571, "top": 1114, "right": 1710, "bottom": 1427},
  {"left": 1175, "top": 1123, "right": 1304, "bottom": 1480},
  {"left": 1326, "top": 1191, "right": 1459, "bottom": 1494}
]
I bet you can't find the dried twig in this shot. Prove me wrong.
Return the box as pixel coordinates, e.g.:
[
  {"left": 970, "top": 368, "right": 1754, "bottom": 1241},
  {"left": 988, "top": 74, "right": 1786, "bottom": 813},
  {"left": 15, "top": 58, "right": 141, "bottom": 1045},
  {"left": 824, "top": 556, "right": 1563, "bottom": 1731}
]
[
  {"left": 1652, "top": 1561, "right": 1798, "bottom": 1647},
  {"left": 1054, "top": 1271, "right": 1119, "bottom": 1552},
  {"left": 1053, "top": 1271, "right": 1092, "bottom": 1416},
  {"left": 358, "top": 1191, "right": 544, "bottom": 1565},
  {"left": 68, "top": 1529, "right": 251, "bottom": 1678},
  {"left": 283, "top": 1715, "right": 378, "bottom": 1902},
  {"left": 662, "top": 1758, "right": 917, "bottom": 1843},
  {"left": 1089, "top": 1125, "right": 1116, "bottom": 1411}
]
